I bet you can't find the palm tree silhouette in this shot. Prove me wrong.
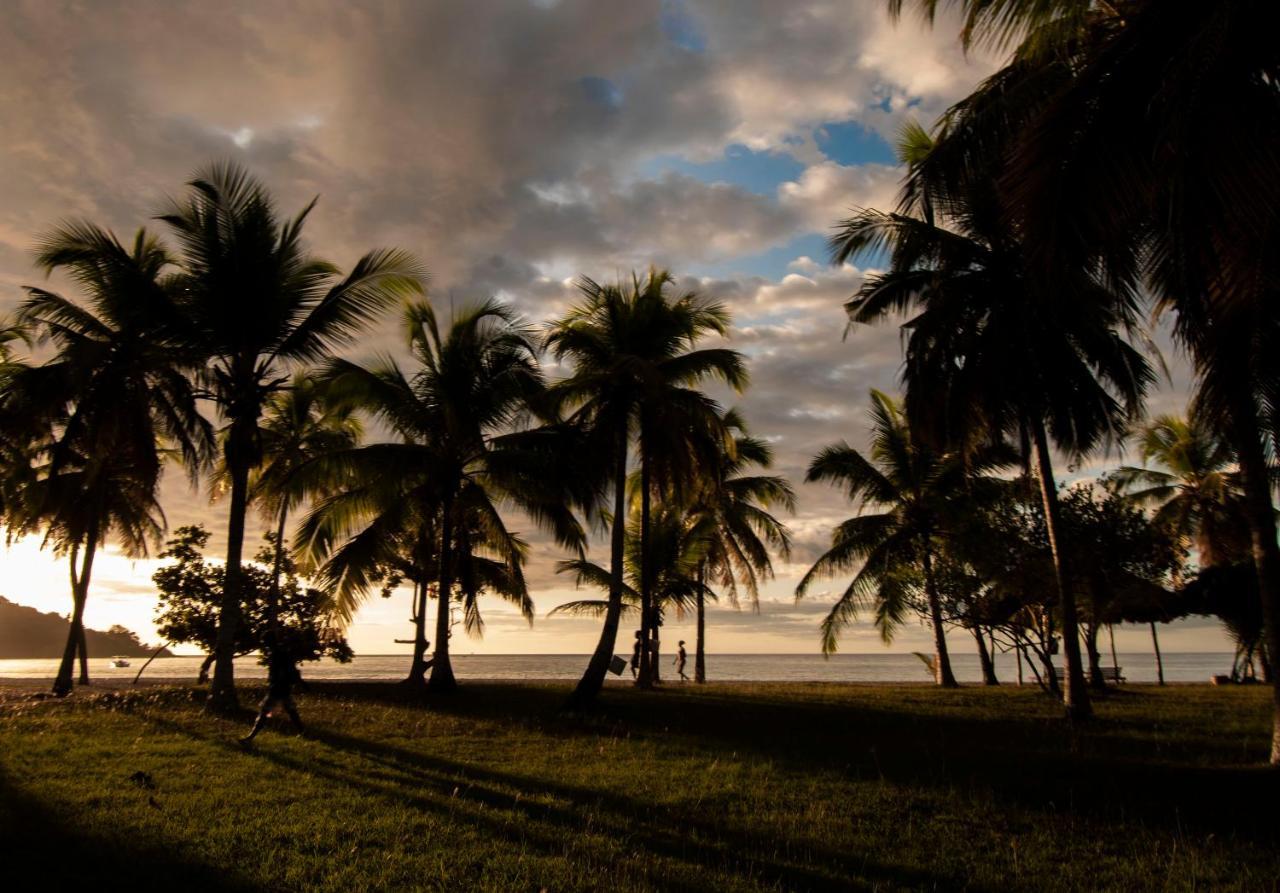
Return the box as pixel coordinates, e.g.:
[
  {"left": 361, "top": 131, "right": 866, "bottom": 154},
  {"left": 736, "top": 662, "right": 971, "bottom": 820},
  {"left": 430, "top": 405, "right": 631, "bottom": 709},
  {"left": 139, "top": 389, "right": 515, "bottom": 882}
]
[
  {"left": 689, "top": 409, "right": 793, "bottom": 683},
  {"left": 891, "top": 0, "right": 1280, "bottom": 757},
  {"left": 231, "top": 373, "right": 363, "bottom": 632},
  {"left": 831, "top": 120, "right": 1152, "bottom": 717},
  {"left": 299, "top": 298, "right": 584, "bottom": 691},
  {"left": 1113, "top": 411, "right": 1248, "bottom": 571},
  {"left": 546, "top": 269, "right": 746, "bottom": 702},
  {"left": 798, "top": 391, "right": 1009, "bottom": 686},
  {"left": 159, "top": 161, "right": 423, "bottom": 709},
  {"left": 9, "top": 222, "right": 210, "bottom": 695}
]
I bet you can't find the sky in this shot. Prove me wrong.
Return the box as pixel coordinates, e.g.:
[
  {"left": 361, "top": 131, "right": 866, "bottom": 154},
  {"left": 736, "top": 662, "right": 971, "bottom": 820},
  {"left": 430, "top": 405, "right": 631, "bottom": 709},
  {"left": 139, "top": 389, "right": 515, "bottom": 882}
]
[{"left": 0, "top": 0, "right": 1229, "bottom": 656}]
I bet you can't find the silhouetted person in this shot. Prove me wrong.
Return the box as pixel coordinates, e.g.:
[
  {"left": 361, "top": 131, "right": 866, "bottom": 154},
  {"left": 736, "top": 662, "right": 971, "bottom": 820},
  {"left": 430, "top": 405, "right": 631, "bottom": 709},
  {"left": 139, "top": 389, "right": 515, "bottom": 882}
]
[
  {"left": 674, "top": 640, "right": 689, "bottom": 682},
  {"left": 630, "top": 630, "right": 643, "bottom": 679},
  {"left": 241, "top": 636, "right": 305, "bottom": 744}
]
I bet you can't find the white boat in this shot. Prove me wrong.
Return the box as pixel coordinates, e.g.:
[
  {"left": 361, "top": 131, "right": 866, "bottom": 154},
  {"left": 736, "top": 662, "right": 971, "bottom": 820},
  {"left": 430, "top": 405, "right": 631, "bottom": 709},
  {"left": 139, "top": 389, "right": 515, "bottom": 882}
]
[{"left": 109, "top": 656, "right": 131, "bottom": 668}]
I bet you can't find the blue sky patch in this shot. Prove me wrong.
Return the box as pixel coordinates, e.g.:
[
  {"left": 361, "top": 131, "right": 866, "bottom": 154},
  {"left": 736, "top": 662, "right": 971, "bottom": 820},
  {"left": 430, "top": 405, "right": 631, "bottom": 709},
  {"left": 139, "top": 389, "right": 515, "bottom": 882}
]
[
  {"left": 643, "top": 143, "right": 804, "bottom": 196},
  {"left": 815, "top": 120, "right": 897, "bottom": 166},
  {"left": 660, "top": 0, "right": 707, "bottom": 52}
]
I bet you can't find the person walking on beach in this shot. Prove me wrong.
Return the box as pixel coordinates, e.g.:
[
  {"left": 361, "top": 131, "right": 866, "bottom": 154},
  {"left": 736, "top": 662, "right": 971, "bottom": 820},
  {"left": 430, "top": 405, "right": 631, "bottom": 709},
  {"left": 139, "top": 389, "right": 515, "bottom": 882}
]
[
  {"left": 241, "top": 634, "right": 305, "bottom": 744},
  {"left": 630, "top": 630, "right": 643, "bottom": 679},
  {"left": 674, "top": 640, "right": 689, "bottom": 682}
]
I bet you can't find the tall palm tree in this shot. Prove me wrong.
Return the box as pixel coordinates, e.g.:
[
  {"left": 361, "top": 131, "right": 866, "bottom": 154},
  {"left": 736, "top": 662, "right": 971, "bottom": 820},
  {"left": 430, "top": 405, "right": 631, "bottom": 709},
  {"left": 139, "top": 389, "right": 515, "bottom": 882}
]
[
  {"left": 297, "top": 298, "right": 584, "bottom": 690},
  {"left": 6, "top": 223, "right": 210, "bottom": 695},
  {"left": 159, "top": 161, "right": 424, "bottom": 709},
  {"left": 891, "top": 0, "right": 1280, "bottom": 759},
  {"left": 1113, "top": 411, "right": 1247, "bottom": 570},
  {"left": 545, "top": 269, "right": 746, "bottom": 703},
  {"left": 689, "top": 410, "right": 793, "bottom": 683},
  {"left": 797, "top": 391, "right": 1011, "bottom": 685},
  {"left": 831, "top": 121, "right": 1152, "bottom": 717}
]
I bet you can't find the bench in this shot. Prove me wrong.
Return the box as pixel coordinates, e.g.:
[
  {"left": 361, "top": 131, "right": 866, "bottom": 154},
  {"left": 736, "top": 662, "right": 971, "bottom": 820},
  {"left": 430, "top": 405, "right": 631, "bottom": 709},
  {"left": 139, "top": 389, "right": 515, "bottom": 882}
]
[{"left": 1049, "top": 666, "right": 1124, "bottom": 684}]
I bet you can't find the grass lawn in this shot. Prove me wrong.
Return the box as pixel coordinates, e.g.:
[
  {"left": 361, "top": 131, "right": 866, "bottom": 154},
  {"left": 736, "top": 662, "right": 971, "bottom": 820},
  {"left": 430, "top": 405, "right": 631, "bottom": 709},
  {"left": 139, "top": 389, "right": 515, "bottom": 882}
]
[{"left": 1, "top": 681, "right": 1276, "bottom": 892}]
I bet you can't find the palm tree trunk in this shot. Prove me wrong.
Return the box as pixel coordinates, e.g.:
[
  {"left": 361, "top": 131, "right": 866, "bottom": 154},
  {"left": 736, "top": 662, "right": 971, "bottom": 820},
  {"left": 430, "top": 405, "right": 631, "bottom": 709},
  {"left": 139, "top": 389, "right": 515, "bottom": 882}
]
[
  {"left": 76, "top": 623, "right": 89, "bottom": 685},
  {"left": 568, "top": 434, "right": 630, "bottom": 708},
  {"left": 695, "top": 579, "right": 707, "bottom": 684},
  {"left": 53, "top": 528, "right": 98, "bottom": 697},
  {"left": 1225, "top": 387, "right": 1280, "bottom": 764},
  {"left": 132, "top": 643, "right": 169, "bottom": 684},
  {"left": 1086, "top": 621, "right": 1105, "bottom": 691},
  {"left": 1031, "top": 418, "right": 1091, "bottom": 720},
  {"left": 973, "top": 626, "right": 997, "bottom": 685},
  {"left": 406, "top": 578, "right": 431, "bottom": 687},
  {"left": 1150, "top": 622, "right": 1165, "bottom": 686},
  {"left": 267, "top": 503, "right": 289, "bottom": 633},
  {"left": 1015, "top": 632, "right": 1024, "bottom": 685},
  {"left": 210, "top": 447, "right": 251, "bottom": 712},
  {"left": 429, "top": 497, "right": 457, "bottom": 691},
  {"left": 197, "top": 652, "right": 215, "bottom": 684},
  {"left": 637, "top": 428, "right": 654, "bottom": 690},
  {"left": 920, "top": 545, "right": 957, "bottom": 687}
]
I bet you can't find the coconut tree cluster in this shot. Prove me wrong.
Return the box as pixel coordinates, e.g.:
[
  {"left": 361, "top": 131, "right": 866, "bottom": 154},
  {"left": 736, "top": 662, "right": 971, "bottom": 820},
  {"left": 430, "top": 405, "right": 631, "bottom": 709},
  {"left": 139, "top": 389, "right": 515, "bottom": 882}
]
[
  {"left": 798, "top": 0, "right": 1280, "bottom": 761},
  {"left": 0, "top": 164, "right": 795, "bottom": 708}
]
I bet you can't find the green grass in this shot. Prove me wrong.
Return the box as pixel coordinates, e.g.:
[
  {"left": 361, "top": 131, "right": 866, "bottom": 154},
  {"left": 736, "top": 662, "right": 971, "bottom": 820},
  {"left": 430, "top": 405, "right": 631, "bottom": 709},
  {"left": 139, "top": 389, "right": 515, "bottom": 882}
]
[{"left": 1, "top": 682, "right": 1276, "bottom": 892}]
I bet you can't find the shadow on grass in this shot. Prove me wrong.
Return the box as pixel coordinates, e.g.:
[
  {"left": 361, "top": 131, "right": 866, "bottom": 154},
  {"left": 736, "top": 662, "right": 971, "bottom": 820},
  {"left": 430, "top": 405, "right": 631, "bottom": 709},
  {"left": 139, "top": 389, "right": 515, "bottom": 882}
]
[
  {"left": 141, "top": 711, "right": 957, "bottom": 892},
  {"left": 0, "top": 767, "right": 258, "bottom": 893},
  {"left": 307, "top": 681, "right": 1280, "bottom": 845}
]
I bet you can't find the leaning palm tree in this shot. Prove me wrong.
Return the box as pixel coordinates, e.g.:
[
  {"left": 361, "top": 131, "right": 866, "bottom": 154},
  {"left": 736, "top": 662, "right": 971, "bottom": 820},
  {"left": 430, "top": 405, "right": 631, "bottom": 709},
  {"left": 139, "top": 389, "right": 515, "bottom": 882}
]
[
  {"left": 160, "top": 161, "right": 424, "bottom": 709},
  {"left": 797, "top": 391, "right": 1010, "bottom": 686},
  {"left": 832, "top": 121, "right": 1152, "bottom": 717},
  {"left": 891, "top": 0, "right": 1280, "bottom": 758},
  {"left": 688, "top": 410, "right": 794, "bottom": 683},
  {"left": 6, "top": 223, "right": 210, "bottom": 695},
  {"left": 297, "top": 298, "right": 584, "bottom": 690},
  {"left": 545, "top": 269, "right": 747, "bottom": 702}
]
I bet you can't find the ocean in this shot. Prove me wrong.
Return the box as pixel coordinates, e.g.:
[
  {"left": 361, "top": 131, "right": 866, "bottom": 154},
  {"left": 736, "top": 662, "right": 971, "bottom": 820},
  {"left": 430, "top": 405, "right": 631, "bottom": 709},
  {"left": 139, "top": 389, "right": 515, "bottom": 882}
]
[{"left": 0, "top": 651, "right": 1237, "bottom": 685}]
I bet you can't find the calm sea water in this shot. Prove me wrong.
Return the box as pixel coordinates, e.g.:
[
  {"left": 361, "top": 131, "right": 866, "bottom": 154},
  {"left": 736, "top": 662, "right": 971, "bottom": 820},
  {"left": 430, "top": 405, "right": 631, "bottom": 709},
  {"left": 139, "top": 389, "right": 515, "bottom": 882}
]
[{"left": 0, "top": 651, "right": 1235, "bottom": 684}]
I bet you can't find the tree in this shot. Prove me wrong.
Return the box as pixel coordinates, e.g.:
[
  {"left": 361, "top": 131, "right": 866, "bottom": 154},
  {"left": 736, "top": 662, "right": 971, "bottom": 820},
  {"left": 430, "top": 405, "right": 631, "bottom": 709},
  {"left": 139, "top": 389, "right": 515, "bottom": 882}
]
[
  {"left": 688, "top": 410, "right": 793, "bottom": 683},
  {"left": 229, "top": 373, "right": 362, "bottom": 631},
  {"left": 832, "top": 122, "right": 1152, "bottom": 717},
  {"left": 6, "top": 223, "right": 209, "bottom": 696},
  {"left": 552, "top": 503, "right": 717, "bottom": 659},
  {"left": 797, "top": 390, "right": 1012, "bottom": 686},
  {"left": 1056, "top": 481, "right": 1183, "bottom": 690},
  {"left": 1113, "top": 410, "right": 1248, "bottom": 570},
  {"left": 889, "top": 0, "right": 1280, "bottom": 761},
  {"left": 298, "top": 298, "right": 583, "bottom": 691},
  {"left": 159, "top": 161, "right": 423, "bottom": 710},
  {"left": 154, "top": 526, "right": 351, "bottom": 682},
  {"left": 545, "top": 269, "right": 746, "bottom": 703}
]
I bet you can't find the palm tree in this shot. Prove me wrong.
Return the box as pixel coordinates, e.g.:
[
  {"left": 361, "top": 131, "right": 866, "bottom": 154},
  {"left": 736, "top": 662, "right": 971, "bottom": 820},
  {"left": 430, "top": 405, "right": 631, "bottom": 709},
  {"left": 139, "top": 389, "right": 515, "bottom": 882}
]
[
  {"left": 225, "top": 373, "right": 362, "bottom": 630},
  {"left": 159, "top": 161, "right": 424, "bottom": 709},
  {"left": 797, "top": 391, "right": 1011, "bottom": 685},
  {"left": 1113, "top": 411, "right": 1247, "bottom": 570},
  {"left": 297, "top": 298, "right": 584, "bottom": 690},
  {"left": 831, "top": 120, "right": 1152, "bottom": 717},
  {"left": 890, "top": 0, "right": 1280, "bottom": 758},
  {"left": 688, "top": 410, "right": 793, "bottom": 683},
  {"left": 545, "top": 269, "right": 747, "bottom": 702},
  {"left": 553, "top": 503, "right": 717, "bottom": 656},
  {"left": 6, "top": 223, "right": 209, "bottom": 695}
]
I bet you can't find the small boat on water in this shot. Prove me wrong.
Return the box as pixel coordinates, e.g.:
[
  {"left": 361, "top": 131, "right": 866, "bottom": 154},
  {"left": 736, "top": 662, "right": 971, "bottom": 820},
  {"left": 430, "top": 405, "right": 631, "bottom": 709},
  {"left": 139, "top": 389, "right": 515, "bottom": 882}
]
[{"left": 109, "top": 656, "right": 131, "bottom": 668}]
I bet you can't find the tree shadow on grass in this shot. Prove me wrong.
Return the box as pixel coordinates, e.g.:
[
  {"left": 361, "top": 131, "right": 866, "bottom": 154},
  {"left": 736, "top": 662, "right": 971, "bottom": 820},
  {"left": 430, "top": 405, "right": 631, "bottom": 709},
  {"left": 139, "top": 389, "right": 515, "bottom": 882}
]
[
  {"left": 305, "top": 681, "right": 1280, "bottom": 846},
  {"left": 140, "top": 711, "right": 965, "bottom": 893},
  {"left": 0, "top": 766, "right": 259, "bottom": 893}
]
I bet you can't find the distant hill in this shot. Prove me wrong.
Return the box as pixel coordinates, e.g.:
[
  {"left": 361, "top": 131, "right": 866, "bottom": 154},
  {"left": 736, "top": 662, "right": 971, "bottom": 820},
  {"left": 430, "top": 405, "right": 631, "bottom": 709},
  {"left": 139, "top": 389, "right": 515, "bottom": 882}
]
[{"left": 0, "top": 596, "right": 171, "bottom": 659}]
